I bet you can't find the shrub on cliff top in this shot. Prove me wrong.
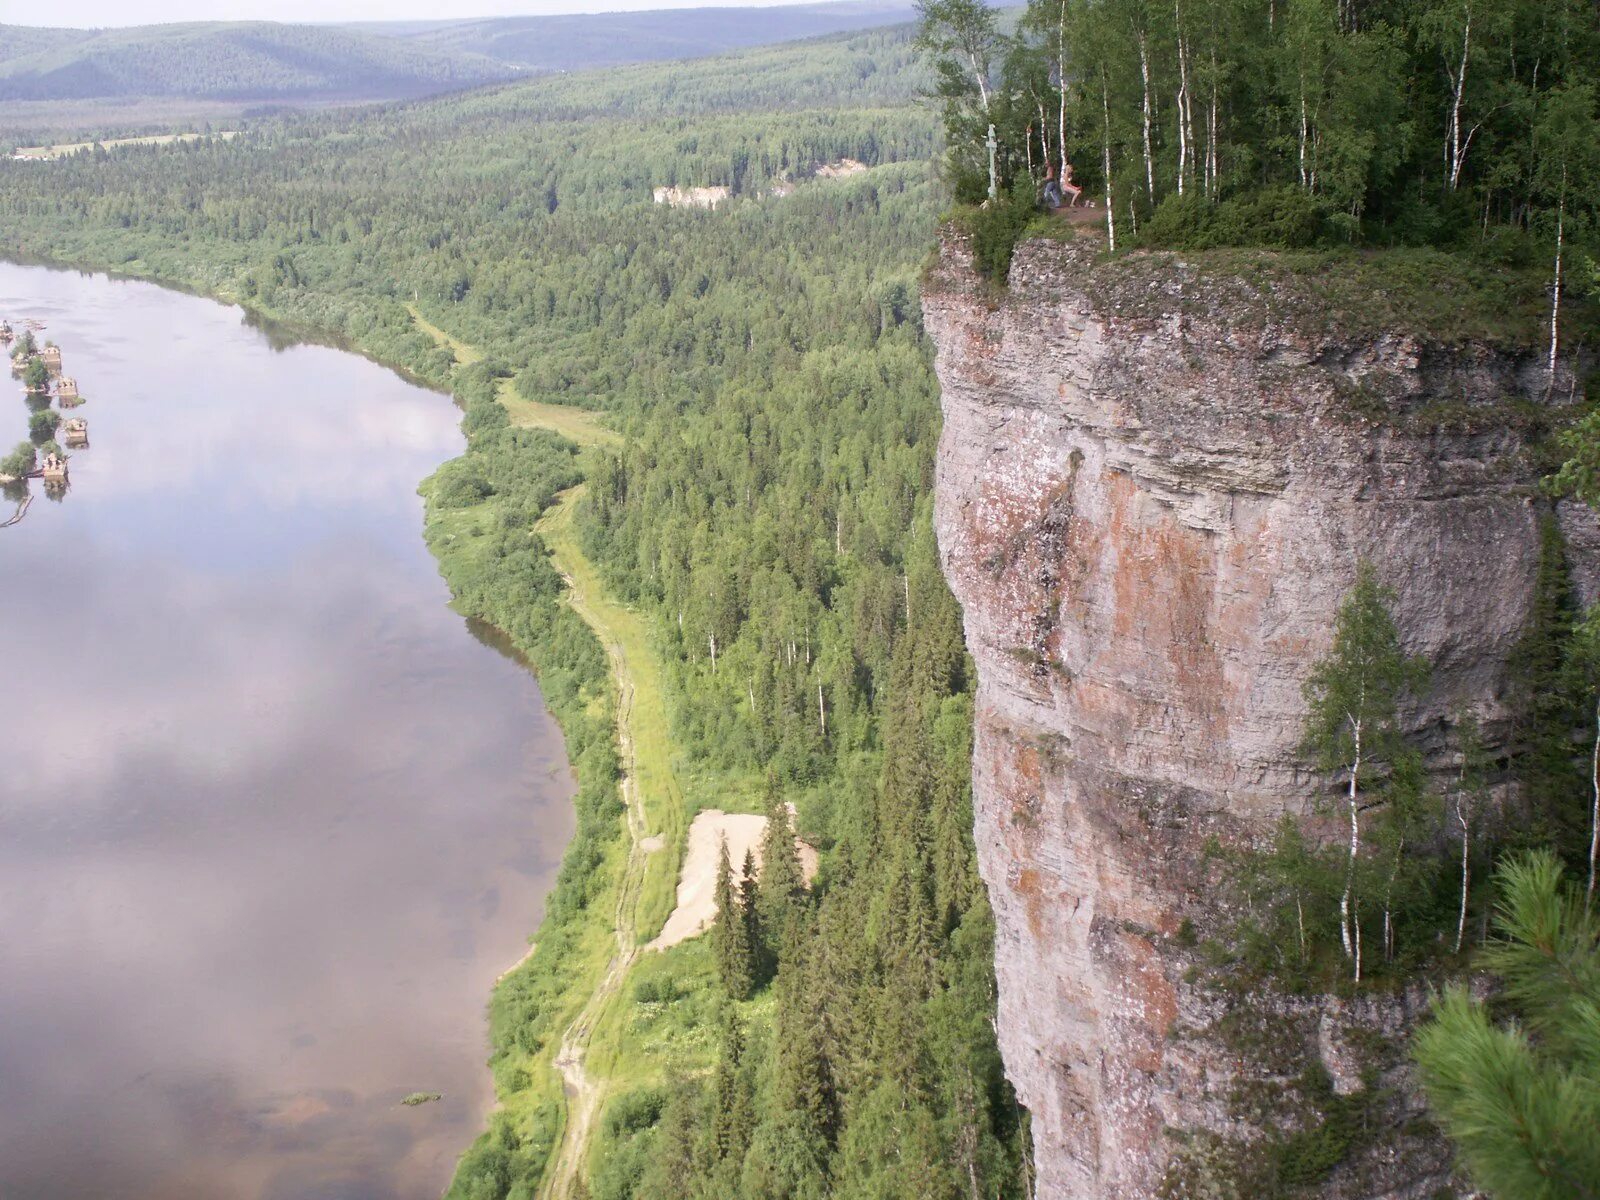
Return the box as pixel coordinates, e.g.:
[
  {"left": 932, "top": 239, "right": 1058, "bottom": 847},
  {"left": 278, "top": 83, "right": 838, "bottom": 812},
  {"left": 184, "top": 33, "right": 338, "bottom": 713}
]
[
  {"left": 1140, "top": 188, "right": 1335, "bottom": 252},
  {"left": 950, "top": 189, "right": 1035, "bottom": 281}
]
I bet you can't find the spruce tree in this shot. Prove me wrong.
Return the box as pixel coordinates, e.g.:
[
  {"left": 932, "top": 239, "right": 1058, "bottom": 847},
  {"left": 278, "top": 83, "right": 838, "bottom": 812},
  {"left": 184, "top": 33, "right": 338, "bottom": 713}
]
[
  {"left": 1508, "top": 515, "right": 1582, "bottom": 840},
  {"left": 739, "top": 847, "right": 767, "bottom": 983},
  {"left": 712, "top": 838, "right": 755, "bottom": 1001},
  {"left": 758, "top": 796, "right": 806, "bottom": 955},
  {"left": 709, "top": 1011, "right": 755, "bottom": 1166}
]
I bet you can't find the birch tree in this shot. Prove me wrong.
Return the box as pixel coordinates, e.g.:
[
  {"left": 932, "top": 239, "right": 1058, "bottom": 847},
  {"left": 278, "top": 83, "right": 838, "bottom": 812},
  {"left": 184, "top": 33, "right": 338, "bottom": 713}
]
[
  {"left": 1303, "top": 563, "right": 1429, "bottom": 981},
  {"left": 1417, "top": 0, "right": 1512, "bottom": 192},
  {"left": 1565, "top": 607, "right": 1600, "bottom": 901},
  {"left": 1449, "top": 713, "right": 1490, "bottom": 953},
  {"left": 1531, "top": 83, "right": 1599, "bottom": 394}
]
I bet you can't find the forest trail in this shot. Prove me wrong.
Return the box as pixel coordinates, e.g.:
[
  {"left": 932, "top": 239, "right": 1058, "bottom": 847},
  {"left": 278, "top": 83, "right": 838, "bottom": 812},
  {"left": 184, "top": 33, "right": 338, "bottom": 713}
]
[
  {"left": 410, "top": 307, "right": 680, "bottom": 1198},
  {"left": 533, "top": 487, "right": 649, "bottom": 1200},
  {"left": 405, "top": 304, "right": 622, "bottom": 447}
]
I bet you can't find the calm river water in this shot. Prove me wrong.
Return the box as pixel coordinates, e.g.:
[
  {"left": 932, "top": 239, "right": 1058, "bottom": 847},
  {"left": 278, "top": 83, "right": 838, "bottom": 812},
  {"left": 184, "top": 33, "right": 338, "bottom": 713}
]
[{"left": 0, "top": 262, "right": 575, "bottom": 1200}]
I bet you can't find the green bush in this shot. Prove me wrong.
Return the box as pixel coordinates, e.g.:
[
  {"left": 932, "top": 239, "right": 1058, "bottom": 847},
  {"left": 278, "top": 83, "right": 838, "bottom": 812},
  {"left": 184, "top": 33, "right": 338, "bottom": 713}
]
[
  {"left": 431, "top": 459, "right": 495, "bottom": 507},
  {"left": 952, "top": 186, "right": 1038, "bottom": 281},
  {"left": 1142, "top": 187, "right": 1333, "bottom": 251},
  {"left": 632, "top": 975, "right": 679, "bottom": 1005},
  {"left": 28, "top": 409, "right": 59, "bottom": 441},
  {"left": 0, "top": 441, "right": 36, "bottom": 477},
  {"left": 604, "top": 1087, "right": 667, "bottom": 1137}
]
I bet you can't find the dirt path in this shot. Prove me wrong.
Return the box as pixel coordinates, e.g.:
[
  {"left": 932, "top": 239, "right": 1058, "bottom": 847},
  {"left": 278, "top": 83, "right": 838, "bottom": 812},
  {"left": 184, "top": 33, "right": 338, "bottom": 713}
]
[
  {"left": 405, "top": 304, "right": 622, "bottom": 447},
  {"left": 410, "top": 307, "right": 671, "bottom": 1198},
  {"left": 535, "top": 487, "right": 655, "bottom": 1200}
]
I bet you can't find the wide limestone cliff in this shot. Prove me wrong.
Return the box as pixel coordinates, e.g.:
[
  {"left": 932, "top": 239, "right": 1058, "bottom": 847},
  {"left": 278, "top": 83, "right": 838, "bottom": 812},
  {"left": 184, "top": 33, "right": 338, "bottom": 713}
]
[{"left": 925, "top": 233, "right": 1594, "bottom": 1199}]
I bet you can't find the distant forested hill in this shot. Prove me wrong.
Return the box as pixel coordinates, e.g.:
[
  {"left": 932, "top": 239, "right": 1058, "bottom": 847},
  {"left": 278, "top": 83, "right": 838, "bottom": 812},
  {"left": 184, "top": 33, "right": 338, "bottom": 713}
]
[
  {"left": 0, "top": 25, "right": 85, "bottom": 66},
  {"left": 0, "top": 21, "right": 513, "bottom": 102},
  {"left": 386, "top": 1, "right": 916, "bottom": 70},
  {"left": 0, "top": 21, "right": 515, "bottom": 103},
  {"left": 0, "top": 3, "right": 917, "bottom": 107}
]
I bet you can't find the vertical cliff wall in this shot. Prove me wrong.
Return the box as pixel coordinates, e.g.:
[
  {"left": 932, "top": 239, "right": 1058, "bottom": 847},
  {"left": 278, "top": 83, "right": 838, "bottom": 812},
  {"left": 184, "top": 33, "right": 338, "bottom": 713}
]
[{"left": 924, "top": 234, "right": 1592, "bottom": 1199}]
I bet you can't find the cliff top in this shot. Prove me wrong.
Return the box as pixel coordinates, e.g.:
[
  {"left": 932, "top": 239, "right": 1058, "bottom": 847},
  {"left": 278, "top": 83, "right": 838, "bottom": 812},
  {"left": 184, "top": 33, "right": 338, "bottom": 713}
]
[{"left": 930, "top": 230, "right": 1597, "bottom": 356}]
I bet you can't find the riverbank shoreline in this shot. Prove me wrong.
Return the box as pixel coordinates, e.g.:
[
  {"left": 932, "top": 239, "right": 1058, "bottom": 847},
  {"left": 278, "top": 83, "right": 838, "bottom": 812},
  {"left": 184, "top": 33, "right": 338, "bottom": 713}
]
[
  {"left": 0, "top": 243, "right": 640, "bottom": 1197},
  {"left": 0, "top": 257, "right": 580, "bottom": 1199}
]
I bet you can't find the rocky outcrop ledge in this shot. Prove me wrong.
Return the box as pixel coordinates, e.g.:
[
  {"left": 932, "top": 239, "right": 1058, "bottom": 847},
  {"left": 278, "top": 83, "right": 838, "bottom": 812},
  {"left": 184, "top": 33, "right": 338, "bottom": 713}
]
[{"left": 924, "top": 233, "right": 1592, "bottom": 1199}]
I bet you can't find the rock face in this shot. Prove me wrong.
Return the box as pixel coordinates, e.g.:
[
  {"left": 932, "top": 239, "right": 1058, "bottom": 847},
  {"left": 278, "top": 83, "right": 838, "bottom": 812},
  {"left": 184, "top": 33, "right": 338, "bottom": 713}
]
[
  {"left": 924, "top": 234, "right": 1591, "bottom": 1199},
  {"left": 651, "top": 184, "right": 731, "bottom": 210}
]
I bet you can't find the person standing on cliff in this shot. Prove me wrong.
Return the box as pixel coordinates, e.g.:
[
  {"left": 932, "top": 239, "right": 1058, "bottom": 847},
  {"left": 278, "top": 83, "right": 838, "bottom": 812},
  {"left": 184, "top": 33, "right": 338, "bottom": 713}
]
[{"left": 1041, "top": 162, "right": 1063, "bottom": 209}]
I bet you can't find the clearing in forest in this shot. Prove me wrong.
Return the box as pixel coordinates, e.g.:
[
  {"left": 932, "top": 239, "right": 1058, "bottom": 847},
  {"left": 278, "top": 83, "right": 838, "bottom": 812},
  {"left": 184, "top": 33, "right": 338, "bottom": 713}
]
[
  {"left": 12, "top": 131, "right": 239, "bottom": 159},
  {"left": 406, "top": 303, "right": 621, "bottom": 446},
  {"left": 650, "top": 807, "right": 820, "bottom": 950}
]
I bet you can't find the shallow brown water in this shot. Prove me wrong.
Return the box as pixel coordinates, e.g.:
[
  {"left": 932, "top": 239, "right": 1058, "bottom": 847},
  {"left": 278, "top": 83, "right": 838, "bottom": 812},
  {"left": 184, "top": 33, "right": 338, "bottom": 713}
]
[{"left": 0, "top": 262, "right": 575, "bottom": 1200}]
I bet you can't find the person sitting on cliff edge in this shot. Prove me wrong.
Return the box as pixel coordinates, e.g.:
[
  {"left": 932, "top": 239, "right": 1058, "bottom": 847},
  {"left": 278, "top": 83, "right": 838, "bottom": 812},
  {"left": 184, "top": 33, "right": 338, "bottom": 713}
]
[{"left": 1041, "top": 161, "right": 1083, "bottom": 210}]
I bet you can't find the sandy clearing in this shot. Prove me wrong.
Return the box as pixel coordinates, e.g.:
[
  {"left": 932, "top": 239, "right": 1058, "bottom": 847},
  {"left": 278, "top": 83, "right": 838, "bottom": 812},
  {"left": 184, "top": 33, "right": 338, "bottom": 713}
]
[
  {"left": 649, "top": 807, "right": 818, "bottom": 951},
  {"left": 13, "top": 131, "right": 239, "bottom": 159}
]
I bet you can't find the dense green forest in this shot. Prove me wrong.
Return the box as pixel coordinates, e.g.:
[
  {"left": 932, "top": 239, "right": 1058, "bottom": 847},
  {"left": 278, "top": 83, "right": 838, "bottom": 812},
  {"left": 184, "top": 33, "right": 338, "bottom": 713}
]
[
  {"left": 0, "top": 26, "right": 1025, "bottom": 1199},
  {"left": 919, "top": 0, "right": 1599, "bottom": 319}
]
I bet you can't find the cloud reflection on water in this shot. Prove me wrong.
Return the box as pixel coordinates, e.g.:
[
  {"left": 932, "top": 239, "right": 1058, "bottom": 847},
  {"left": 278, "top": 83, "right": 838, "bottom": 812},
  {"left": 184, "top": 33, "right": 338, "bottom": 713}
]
[{"left": 0, "top": 262, "right": 575, "bottom": 1200}]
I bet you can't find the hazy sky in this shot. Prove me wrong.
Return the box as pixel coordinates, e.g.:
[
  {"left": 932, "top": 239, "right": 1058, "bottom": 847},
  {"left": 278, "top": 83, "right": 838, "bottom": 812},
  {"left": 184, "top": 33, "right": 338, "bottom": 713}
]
[{"left": 6, "top": 0, "right": 833, "bottom": 28}]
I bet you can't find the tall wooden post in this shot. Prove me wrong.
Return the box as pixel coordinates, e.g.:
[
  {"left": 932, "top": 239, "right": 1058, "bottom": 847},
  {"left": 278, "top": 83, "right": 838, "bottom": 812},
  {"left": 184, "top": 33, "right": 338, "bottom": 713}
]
[{"left": 986, "top": 123, "right": 999, "bottom": 202}]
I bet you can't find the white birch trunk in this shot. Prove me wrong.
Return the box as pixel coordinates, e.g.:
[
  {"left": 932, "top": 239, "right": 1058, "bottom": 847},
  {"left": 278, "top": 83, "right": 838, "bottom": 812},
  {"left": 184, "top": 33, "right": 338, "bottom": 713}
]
[
  {"left": 1446, "top": 7, "right": 1472, "bottom": 189},
  {"left": 970, "top": 52, "right": 992, "bottom": 115},
  {"left": 1590, "top": 696, "right": 1599, "bottom": 900},
  {"left": 1299, "top": 90, "right": 1311, "bottom": 189},
  {"left": 1174, "top": 3, "right": 1193, "bottom": 195},
  {"left": 1548, "top": 180, "right": 1565, "bottom": 392},
  {"left": 1340, "top": 716, "right": 1362, "bottom": 968},
  {"left": 1058, "top": 0, "right": 1069, "bottom": 182},
  {"left": 1207, "top": 55, "right": 1219, "bottom": 199},
  {"left": 1102, "top": 75, "right": 1118, "bottom": 252},
  {"left": 1139, "top": 34, "right": 1156, "bottom": 202}
]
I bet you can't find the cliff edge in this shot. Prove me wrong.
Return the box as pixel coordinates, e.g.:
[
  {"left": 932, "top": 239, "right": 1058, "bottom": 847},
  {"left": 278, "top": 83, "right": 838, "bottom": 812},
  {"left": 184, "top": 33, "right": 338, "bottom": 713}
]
[{"left": 925, "top": 233, "right": 1593, "bottom": 1199}]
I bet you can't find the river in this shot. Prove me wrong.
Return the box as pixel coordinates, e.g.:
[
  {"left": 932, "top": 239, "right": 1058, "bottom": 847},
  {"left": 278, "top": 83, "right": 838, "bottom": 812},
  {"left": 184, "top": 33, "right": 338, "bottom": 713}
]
[{"left": 0, "top": 261, "right": 576, "bottom": 1200}]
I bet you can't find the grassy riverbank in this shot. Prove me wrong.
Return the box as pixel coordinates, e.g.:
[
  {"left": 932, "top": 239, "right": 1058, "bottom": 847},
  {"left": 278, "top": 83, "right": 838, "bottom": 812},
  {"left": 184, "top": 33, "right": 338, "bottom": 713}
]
[{"left": 416, "top": 310, "right": 739, "bottom": 1195}]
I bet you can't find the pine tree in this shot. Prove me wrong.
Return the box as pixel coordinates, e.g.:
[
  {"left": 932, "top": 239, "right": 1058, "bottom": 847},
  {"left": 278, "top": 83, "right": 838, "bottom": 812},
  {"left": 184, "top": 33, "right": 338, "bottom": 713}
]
[
  {"left": 713, "top": 837, "right": 756, "bottom": 1000},
  {"left": 1414, "top": 851, "right": 1600, "bottom": 1199}
]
